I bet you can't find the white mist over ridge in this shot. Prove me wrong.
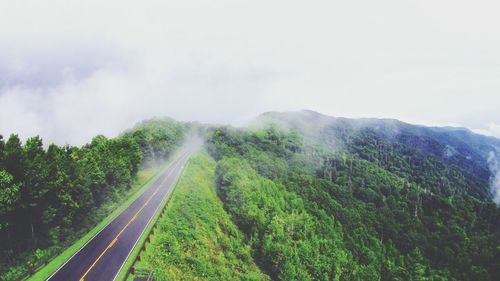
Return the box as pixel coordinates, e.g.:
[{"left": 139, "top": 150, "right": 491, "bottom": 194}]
[{"left": 488, "top": 152, "right": 500, "bottom": 204}]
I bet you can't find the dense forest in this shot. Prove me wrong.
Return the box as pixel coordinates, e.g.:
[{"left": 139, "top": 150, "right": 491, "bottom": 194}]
[
  {"left": 2, "top": 111, "right": 500, "bottom": 281},
  {"left": 206, "top": 113, "right": 500, "bottom": 280},
  {"left": 0, "top": 118, "right": 187, "bottom": 280}
]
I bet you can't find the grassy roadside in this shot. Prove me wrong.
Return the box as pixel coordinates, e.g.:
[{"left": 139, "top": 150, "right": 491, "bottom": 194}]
[
  {"left": 116, "top": 156, "right": 189, "bottom": 281},
  {"left": 27, "top": 159, "right": 174, "bottom": 281},
  {"left": 125, "top": 152, "right": 269, "bottom": 281}
]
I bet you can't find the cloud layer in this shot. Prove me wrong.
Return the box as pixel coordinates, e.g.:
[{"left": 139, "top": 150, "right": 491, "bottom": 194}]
[
  {"left": 0, "top": 51, "right": 273, "bottom": 145},
  {"left": 1, "top": 0, "right": 500, "bottom": 145}
]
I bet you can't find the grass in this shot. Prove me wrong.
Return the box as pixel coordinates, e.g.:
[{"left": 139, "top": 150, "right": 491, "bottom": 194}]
[
  {"left": 26, "top": 160, "right": 173, "bottom": 281},
  {"left": 127, "top": 152, "right": 269, "bottom": 281},
  {"left": 114, "top": 156, "right": 187, "bottom": 281}
]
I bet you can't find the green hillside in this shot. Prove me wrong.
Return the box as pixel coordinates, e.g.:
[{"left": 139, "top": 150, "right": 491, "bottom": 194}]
[
  {"left": 207, "top": 121, "right": 500, "bottom": 281},
  {"left": 133, "top": 152, "right": 269, "bottom": 281}
]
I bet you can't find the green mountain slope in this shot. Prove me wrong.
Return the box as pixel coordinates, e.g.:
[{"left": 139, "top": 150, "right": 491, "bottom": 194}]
[
  {"left": 255, "top": 110, "right": 500, "bottom": 200},
  {"left": 207, "top": 118, "right": 500, "bottom": 280}
]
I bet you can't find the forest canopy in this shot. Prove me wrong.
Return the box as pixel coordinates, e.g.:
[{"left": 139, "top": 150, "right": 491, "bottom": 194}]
[{"left": 206, "top": 122, "right": 500, "bottom": 281}]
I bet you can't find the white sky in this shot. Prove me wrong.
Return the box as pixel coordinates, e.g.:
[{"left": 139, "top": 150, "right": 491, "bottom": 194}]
[{"left": 0, "top": 0, "right": 500, "bottom": 145}]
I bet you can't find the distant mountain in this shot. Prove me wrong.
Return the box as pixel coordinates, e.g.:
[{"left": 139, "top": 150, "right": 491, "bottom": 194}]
[{"left": 255, "top": 110, "right": 500, "bottom": 201}]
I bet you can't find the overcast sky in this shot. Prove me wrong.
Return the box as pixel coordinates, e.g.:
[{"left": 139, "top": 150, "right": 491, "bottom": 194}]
[{"left": 1, "top": 0, "right": 499, "bottom": 145}]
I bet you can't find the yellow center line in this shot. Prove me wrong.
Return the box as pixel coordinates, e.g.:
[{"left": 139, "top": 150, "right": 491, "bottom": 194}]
[{"left": 78, "top": 167, "right": 175, "bottom": 281}]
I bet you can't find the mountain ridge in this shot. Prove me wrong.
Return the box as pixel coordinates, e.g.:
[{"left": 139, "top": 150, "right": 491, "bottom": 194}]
[{"left": 253, "top": 109, "right": 500, "bottom": 202}]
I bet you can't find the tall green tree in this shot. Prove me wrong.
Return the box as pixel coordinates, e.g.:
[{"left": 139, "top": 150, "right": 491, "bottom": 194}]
[
  {"left": 4, "top": 134, "right": 24, "bottom": 183},
  {"left": 21, "top": 136, "right": 49, "bottom": 241},
  {"left": 0, "top": 170, "right": 20, "bottom": 239}
]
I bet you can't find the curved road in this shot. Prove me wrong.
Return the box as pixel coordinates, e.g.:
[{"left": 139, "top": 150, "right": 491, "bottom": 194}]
[{"left": 47, "top": 145, "right": 199, "bottom": 281}]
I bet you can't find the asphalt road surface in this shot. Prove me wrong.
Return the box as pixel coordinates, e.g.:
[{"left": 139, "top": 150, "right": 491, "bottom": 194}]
[{"left": 47, "top": 144, "right": 199, "bottom": 281}]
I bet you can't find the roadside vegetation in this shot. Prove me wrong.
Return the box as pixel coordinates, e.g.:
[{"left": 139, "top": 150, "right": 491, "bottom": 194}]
[
  {"left": 0, "top": 118, "right": 187, "bottom": 281},
  {"left": 133, "top": 152, "right": 269, "bottom": 281},
  {"left": 27, "top": 160, "right": 171, "bottom": 281}
]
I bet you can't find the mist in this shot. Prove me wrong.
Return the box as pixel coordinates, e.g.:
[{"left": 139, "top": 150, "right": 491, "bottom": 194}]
[
  {"left": 2, "top": 0, "right": 500, "bottom": 145},
  {"left": 0, "top": 47, "right": 272, "bottom": 145},
  {"left": 488, "top": 152, "right": 500, "bottom": 204}
]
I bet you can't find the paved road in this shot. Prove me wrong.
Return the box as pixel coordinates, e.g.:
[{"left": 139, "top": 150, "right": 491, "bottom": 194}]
[{"left": 47, "top": 145, "right": 198, "bottom": 281}]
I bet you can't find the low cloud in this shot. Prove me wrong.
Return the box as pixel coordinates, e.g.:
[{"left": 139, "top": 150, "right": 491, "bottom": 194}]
[
  {"left": 1, "top": 0, "right": 500, "bottom": 146},
  {"left": 0, "top": 51, "right": 273, "bottom": 146},
  {"left": 475, "top": 123, "right": 500, "bottom": 139}
]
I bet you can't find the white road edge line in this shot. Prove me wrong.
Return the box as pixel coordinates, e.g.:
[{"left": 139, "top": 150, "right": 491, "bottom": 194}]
[
  {"left": 45, "top": 152, "right": 186, "bottom": 281},
  {"left": 111, "top": 153, "right": 189, "bottom": 281}
]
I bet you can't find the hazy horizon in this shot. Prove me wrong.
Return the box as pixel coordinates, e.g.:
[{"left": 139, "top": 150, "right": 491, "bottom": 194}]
[
  {"left": 1, "top": 0, "right": 500, "bottom": 145},
  {"left": 1, "top": 108, "right": 498, "bottom": 146}
]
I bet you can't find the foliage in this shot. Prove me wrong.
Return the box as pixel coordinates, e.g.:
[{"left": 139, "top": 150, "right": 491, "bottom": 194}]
[
  {"left": 207, "top": 125, "right": 500, "bottom": 281},
  {"left": 216, "top": 156, "right": 349, "bottom": 281},
  {"left": 339, "top": 128, "right": 490, "bottom": 199},
  {"left": 123, "top": 117, "right": 187, "bottom": 164},
  {"left": 135, "top": 152, "right": 268, "bottom": 281},
  {"left": 0, "top": 118, "right": 187, "bottom": 280}
]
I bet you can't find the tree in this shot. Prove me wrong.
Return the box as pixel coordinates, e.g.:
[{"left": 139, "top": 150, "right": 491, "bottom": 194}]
[
  {"left": 4, "top": 134, "right": 24, "bottom": 183},
  {"left": 0, "top": 170, "right": 20, "bottom": 237},
  {"left": 21, "top": 136, "right": 49, "bottom": 241}
]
